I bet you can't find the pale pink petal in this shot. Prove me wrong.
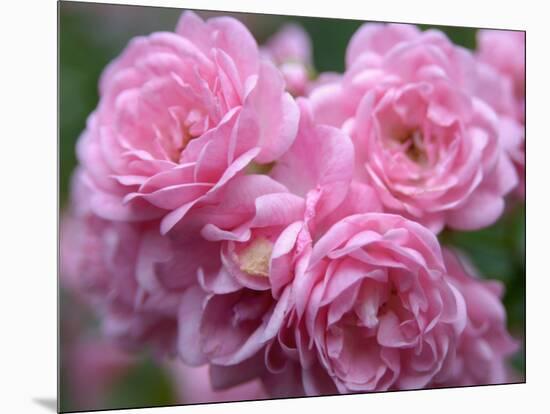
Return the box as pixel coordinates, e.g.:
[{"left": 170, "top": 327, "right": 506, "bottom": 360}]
[{"left": 243, "top": 61, "right": 300, "bottom": 163}]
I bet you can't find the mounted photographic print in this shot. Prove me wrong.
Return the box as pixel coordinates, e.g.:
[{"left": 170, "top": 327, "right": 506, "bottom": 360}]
[{"left": 59, "top": 1, "right": 525, "bottom": 412}]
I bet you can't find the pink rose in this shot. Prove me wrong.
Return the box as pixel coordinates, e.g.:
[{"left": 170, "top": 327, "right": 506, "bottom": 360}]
[
  {"left": 259, "top": 183, "right": 383, "bottom": 397},
  {"left": 297, "top": 213, "right": 467, "bottom": 392},
  {"left": 177, "top": 99, "right": 358, "bottom": 394},
  {"left": 60, "top": 171, "right": 218, "bottom": 354},
  {"left": 432, "top": 249, "right": 519, "bottom": 387},
  {"left": 176, "top": 173, "right": 308, "bottom": 373},
  {"left": 476, "top": 30, "right": 525, "bottom": 198},
  {"left": 76, "top": 11, "right": 299, "bottom": 234},
  {"left": 477, "top": 30, "right": 525, "bottom": 119},
  {"left": 176, "top": 179, "right": 312, "bottom": 394},
  {"left": 262, "top": 24, "right": 313, "bottom": 96},
  {"left": 310, "top": 24, "right": 518, "bottom": 232}
]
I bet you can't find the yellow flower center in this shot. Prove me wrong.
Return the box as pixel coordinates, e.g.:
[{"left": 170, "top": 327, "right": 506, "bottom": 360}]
[{"left": 238, "top": 237, "right": 273, "bottom": 277}]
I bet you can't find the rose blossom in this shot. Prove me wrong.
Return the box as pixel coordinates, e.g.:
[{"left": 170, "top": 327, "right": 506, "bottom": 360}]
[
  {"left": 250, "top": 182, "right": 384, "bottom": 397},
  {"left": 262, "top": 24, "right": 314, "bottom": 96},
  {"left": 60, "top": 170, "right": 220, "bottom": 355},
  {"left": 297, "top": 213, "right": 467, "bottom": 392},
  {"left": 310, "top": 23, "right": 518, "bottom": 232},
  {"left": 476, "top": 30, "right": 525, "bottom": 198},
  {"left": 177, "top": 99, "right": 358, "bottom": 396},
  {"left": 283, "top": 220, "right": 519, "bottom": 394},
  {"left": 60, "top": 209, "right": 178, "bottom": 354},
  {"left": 477, "top": 30, "right": 525, "bottom": 121},
  {"left": 176, "top": 172, "right": 308, "bottom": 374},
  {"left": 76, "top": 11, "right": 299, "bottom": 234},
  {"left": 431, "top": 249, "right": 519, "bottom": 387}
]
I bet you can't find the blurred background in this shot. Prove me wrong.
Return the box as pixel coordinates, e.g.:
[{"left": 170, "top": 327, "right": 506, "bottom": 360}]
[{"left": 59, "top": 1, "right": 525, "bottom": 412}]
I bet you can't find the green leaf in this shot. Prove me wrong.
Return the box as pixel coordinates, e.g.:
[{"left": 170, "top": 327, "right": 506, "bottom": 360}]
[{"left": 105, "top": 355, "right": 178, "bottom": 410}]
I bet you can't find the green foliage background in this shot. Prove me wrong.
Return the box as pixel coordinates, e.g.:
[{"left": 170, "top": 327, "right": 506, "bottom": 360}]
[{"left": 59, "top": 2, "right": 525, "bottom": 412}]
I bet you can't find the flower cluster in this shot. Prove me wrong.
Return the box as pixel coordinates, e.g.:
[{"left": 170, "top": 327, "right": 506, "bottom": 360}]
[{"left": 61, "top": 12, "right": 523, "bottom": 397}]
